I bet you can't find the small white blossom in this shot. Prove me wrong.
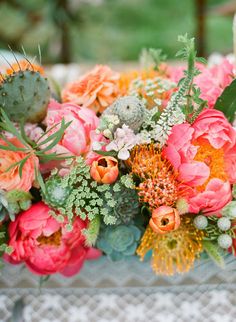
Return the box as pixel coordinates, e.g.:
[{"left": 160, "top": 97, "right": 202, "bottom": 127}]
[{"left": 106, "top": 125, "right": 138, "bottom": 160}]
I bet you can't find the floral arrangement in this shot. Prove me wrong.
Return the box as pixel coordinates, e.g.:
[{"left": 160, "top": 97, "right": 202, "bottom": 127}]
[{"left": 1, "top": 35, "right": 236, "bottom": 278}]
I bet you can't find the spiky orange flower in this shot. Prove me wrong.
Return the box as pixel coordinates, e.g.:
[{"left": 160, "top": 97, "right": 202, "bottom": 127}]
[
  {"left": 127, "top": 144, "right": 180, "bottom": 209},
  {"left": 137, "top": 216, "right": 204, "bottom": 275}
]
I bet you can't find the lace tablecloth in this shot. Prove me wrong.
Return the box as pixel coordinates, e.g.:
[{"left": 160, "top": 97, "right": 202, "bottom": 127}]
[{"left": 1, "top": 256, "right": 236, "bottom": 321}]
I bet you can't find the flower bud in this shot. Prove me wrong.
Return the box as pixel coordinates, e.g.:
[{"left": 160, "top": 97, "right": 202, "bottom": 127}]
[
  {"left": 193, "top": 215, "right": 208, "bottom": 230},
  {"left": 90, "top": 156, "right": 119, "bottom": 184},
  {"left": 217, "top": 217, "right": 231, "bottom": 231},
  {"left": 149, "top": 206, "right": 180, "bottom": 235},
  {"left": 218, "top": 234, "right": 232, "bottom": 249}
]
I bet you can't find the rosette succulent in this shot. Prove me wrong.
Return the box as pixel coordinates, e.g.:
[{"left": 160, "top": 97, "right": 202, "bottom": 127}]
[
  {"left": 43, "top": 176, "right": 72, "bottom": 208},
  {"left": 104, "top": 186, "right": 140, "bottom": 225},
  {"left": 96, "top": 224, "right": 141, "bottom": 261},
  {"left": 104, "top": 96, "right": 146, "bottom": 133}
]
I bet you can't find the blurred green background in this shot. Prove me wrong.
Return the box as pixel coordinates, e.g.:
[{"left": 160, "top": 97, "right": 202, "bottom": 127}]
[{"left": 0, "top": 0, "right": 233, "bottom": 64}]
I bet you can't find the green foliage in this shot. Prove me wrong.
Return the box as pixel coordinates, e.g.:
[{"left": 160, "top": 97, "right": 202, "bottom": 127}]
[
  {"left": 0, "top": 109, "right": 73, "bottom": 190},
  {"left": 152, "top": 34, "right": 200, "bottom": 145},
  {"left": 0, "top": 190, "right": 32, "bottom": 221},
  {"left": 103, "top": 185, "right": 140, "bottom": 225},
  {"left": 202, "top": 240, "right": 225, "bottom": 269},
  {"left": 215, "top": 79, "right": 236, "bottom": 122},
  {"left": 140, "top": 48, "right": 166, "bottom": 71},
  {"left": 0, "top": 69, "right": 50, "bottom": 123},
  {"left": 83, "top": 215, "right": 101, "bottom": 246},
  {"left": 0, "top": 224, "right": 12, "bottom": 255},
  {"left": 96, "top": 224, "right": 141, "bottom": 261}
]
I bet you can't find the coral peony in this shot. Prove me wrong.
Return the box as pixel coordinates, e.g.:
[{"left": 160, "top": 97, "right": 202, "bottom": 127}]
[
  {"left": 192, "top": 109, "right": 236, "bottom": 150},
  {"left": 188, "top": 179, "right": 232, "bottom": 214},
  {"left": 164, "top": 109, "right": 236, "bottom": 214},
  {"left": 4, "top": 202, "right": 101, "bottom": 276},
  {"left": 62, "top": 65, "right": 120, "bottom": 114},
  {"left": 0, "top": 137, "right": 38, "bottom": 192},
  {"left": 90, "top": 156, "right": 119, "bottom": 184},
  {"left": 44, "top": 99, "right": 103, "bottom": 165},
  {"left": 149, "top": 206, "right": 180, "bottom": 234}
]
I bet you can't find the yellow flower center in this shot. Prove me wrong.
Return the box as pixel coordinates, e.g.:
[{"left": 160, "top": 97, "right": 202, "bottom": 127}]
[
  {"left": 37, "top": 230, "right": 62, "bottom": 247},
  {"left": 193, "top": 140, "right": 228, "bottom": 190}
]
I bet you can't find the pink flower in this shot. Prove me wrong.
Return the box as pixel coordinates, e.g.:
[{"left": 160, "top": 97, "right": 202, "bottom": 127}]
[
  {"left": 192, "top": 109, "right": 236, "bottom": 150},
  {"left": 62, "top": 65, "right": 120, "bottom": 114},
  {"left": 195, "top": 58, "right": 234, "bottom": 108},
  {"left": 44, "top": 99, "right": 103, "bottom": 165},
  {"left": 4, "top": 202, "right": 101, "bottom": 276},
  {"left": 164, "top": 109, "right": 236, "bottom": 213},
  {"left": 188, "top": 179, "right": 232, "bottom": 214},
  {"left": 163, "top": 123, "right": 209, "bottom": 186}
]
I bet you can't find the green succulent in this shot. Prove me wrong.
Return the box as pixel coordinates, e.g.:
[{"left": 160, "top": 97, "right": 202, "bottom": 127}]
[
  {"left": 104, "top": 185, "right": 140, "bottom": 225},
  {"left": 0, "top": 69, "right": 50, "bottom": 123},
  {"left": 104, "top": 96, "right": 146, "bottom": 133},
  {"left": 96, "top": 224, "right": 141, "bottom": 261},
  {"left": 43, "top": 175, "right": 72, "bottom": 208},
  {"left": 0, "top": 190, "right": 32, "bottom": 221}
]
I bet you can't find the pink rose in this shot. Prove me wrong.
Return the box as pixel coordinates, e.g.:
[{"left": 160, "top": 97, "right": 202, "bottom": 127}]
[
  {"left": 44, "top": 99, "right": 103, "bottom": 165},
  {"left": 192, "top": 109, "right": 236, "bottom": 150},
  {"left": 4, "top": 202, "right": 101, "bottom": 276},
  {"left": 188, "top": 179, "right": 232, "bottom": 214}
]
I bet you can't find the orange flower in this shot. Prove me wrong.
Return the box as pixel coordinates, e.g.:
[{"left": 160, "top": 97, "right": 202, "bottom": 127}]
[
  {"left": 149, "top": 206, "right": 180, "bottom": 234},
  {"left": 119, "top": 66, "right": 171, "bottom": 109},
  {"left": 90, "top": 156, "right": 119, "bottom": 184},
  {"left": 62, "top": 65, "right": 120, "bottom": 114},
  {"left": 6, "top": 60, "right": 45, "bottom": 76},
  {"left": 0, "top": 138, "right": 39, "bottom": 192}
]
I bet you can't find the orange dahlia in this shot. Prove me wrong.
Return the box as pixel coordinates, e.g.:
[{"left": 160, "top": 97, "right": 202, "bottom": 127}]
[{"left": 62, "top": 65, "right": 120, "bottom": 114}]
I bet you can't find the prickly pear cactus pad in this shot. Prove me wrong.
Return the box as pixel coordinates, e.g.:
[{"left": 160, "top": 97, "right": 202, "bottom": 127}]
[{"left": 0, "top": 70, "right": 50, "bottom": 123}]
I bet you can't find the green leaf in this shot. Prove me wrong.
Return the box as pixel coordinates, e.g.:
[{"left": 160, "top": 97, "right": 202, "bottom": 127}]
[
  {"left": 215, "top": 78, "right": 236, "bottom": 122},
  {"left": 39, "top": 119, "right": 72, "bottom": 152},
  {"left": 0, "top": 109, "right": 28, "bottom": 147},
  {"left": 18, "top": 155, "right": 30, "bottom": 178},
  {"left": 203, "top": 240, "right": 225, "bottom": 269},
  {"left": 34, "top": 165, "right": 46, "bottom": 194}
]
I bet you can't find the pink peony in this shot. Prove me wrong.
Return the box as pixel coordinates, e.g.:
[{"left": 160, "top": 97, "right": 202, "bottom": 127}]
[
  {"left": 44, "top": 99, "right": 103, "bottom": 165},
  {"left": 164, "top": 109, "right": 236, "bottom": 214},
  {"left": 188, "top": 179, "right": 232, "bottom": 214},
  {"left": 4, "top": 202, "right": 101, "bottom": 276},
  {"left": 192, "top": 109, "right": 236, "bottom": 150},
  {"left": 62, "top": 65, "right": 120, "bottom": 114}
]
